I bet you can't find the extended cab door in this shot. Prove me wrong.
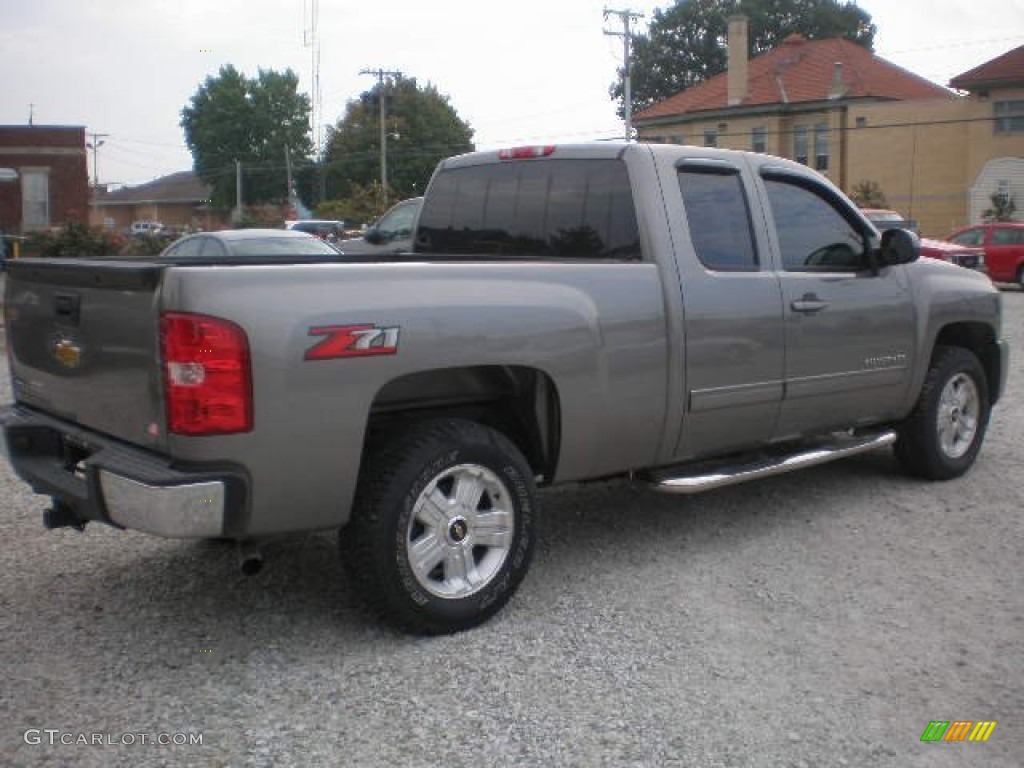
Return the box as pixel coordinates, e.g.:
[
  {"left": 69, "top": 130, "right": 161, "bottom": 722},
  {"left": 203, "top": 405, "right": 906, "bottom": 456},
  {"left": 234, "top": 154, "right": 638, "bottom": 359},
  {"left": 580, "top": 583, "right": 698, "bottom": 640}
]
[
  {"left": 670, "top": 157, "right": 786, "bottom": 459},
  {"left": 758, "top": 168, "right": 916, "bottom": 438}
]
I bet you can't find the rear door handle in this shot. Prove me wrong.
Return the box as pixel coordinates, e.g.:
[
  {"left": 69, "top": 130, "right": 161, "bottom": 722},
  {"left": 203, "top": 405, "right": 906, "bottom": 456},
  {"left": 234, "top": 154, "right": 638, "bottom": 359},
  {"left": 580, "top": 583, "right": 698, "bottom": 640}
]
[{"left": 791, "top": 294, "right": 828, "bottom": 313}]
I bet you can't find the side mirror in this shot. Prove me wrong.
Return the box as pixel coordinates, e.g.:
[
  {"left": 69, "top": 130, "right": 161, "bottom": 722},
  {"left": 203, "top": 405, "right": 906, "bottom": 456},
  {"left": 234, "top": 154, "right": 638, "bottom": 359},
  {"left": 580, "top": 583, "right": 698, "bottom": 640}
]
[
  {"left": 878, "top": 228, "right": 920, "bottom": 267},
  {"left": 364, "top": 228, "right": 383, "bottom": 245}
]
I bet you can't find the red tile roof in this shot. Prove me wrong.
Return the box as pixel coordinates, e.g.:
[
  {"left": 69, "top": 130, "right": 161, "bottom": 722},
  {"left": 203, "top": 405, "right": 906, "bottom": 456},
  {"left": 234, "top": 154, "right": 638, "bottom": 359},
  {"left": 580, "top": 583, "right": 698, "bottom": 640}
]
[
  {"left": 949, "top": 44, "right": 1024, "bottom": 90},
  {"left": 635, "top": 36, "right": 952, "bottom": 122}
]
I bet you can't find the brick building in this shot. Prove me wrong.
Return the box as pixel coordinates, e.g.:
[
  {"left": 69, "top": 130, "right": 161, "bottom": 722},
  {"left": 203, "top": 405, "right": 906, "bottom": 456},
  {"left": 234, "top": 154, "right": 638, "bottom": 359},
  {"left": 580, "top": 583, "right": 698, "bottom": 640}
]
[
  {"left": 90, "top": 170, "right": 226, "bottom": 233},
  {"left": 0, "top": 125, "right": 90, "bottom": 233},
  {"left": 634, "top": 18, "right": 1024, "bottom": 236}
]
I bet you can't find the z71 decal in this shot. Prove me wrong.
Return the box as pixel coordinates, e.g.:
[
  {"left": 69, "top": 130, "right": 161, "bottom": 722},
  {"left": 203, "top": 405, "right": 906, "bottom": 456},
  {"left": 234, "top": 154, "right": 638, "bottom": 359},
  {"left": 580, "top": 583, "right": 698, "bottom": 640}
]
[{"left": 304, "top": 324, "right": 401, "bottom": 360}]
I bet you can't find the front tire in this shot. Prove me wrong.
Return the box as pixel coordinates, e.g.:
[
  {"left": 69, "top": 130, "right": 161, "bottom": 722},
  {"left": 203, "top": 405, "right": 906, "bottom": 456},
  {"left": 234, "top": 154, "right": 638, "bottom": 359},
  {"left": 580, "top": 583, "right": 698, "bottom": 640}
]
[
  {"left": 895, "top": 346, "right": 990, "bottom": 480},
  {"left": 340, "top": 419, "right": 537, "bottom": 634}
]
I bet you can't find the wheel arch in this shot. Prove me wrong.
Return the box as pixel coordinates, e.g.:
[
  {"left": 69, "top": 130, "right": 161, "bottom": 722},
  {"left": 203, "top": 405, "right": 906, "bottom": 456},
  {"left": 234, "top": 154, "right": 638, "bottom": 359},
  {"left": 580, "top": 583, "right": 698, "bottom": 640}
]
[
  {"left": 365, "top": 365, "right": 562, "bottom": 483},
  {"left": 931, "top": 322, "right": 1002, "bottom": 405}
]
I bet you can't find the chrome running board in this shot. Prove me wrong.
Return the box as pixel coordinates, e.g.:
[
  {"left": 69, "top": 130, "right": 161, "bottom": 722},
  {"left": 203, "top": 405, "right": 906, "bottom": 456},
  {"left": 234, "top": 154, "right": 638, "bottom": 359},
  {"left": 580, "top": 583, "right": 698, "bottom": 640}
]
[{"left": 648, "top": 430, "right": 897, "bottom": 495}]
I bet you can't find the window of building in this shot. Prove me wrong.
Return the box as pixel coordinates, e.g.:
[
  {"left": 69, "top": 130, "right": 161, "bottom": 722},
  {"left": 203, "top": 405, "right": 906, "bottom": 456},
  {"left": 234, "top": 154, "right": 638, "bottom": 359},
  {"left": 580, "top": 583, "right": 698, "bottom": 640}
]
[
  {"left": 793, "top": 126, "right": 809, "bottom": 165},
  {"left": 763, "top": 176, "right": 867, "bottom": 272},
  {"left": 751, "top": 126, "right": 767, "bottom": 153},
  {"left": 814, "top": 123, "right": 829, "bottom": 171},
  {"left": 678, "top": 166, "right": 758, "bottom": 271},
  {"left": 21, "top": 169, "right": 50, "bottom": 230},
  {"left": 415, "top": 158, "right": 641, "bottom": 260},
  {"left": 994, "top": 100, "right": 1024, "bottom": 133},
  {"left": 855, "top": 116, "right": 867, "bottom": 128},
  {"left": 703, "top": 130, "right": 718, "bottom": 147},
  {"left": 669, "top": 135, "right": 685, "bottom": 145}
]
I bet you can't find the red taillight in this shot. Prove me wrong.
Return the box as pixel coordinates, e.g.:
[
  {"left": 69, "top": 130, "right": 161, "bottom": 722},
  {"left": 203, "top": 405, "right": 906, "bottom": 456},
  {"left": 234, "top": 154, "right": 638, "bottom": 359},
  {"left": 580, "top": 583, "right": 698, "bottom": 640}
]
[
  {"left": 160, "top": 312, "right": 252, "bottom": 436},
  {"left": 498, "top": 145, "right": 556, "bottom": 160}
]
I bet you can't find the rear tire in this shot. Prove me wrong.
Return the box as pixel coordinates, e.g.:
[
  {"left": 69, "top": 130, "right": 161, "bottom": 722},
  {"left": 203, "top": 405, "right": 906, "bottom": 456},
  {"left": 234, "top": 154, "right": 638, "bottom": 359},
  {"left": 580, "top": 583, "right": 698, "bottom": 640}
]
[
  {"left": 894, "top": 346, "right": 990, "bottom": 480},
  {"left": 1016, "top": 264, "right": 1024, "bottom": 291},
  {"left": 340, "top": 418, "right": 537, "bottom": 634}
]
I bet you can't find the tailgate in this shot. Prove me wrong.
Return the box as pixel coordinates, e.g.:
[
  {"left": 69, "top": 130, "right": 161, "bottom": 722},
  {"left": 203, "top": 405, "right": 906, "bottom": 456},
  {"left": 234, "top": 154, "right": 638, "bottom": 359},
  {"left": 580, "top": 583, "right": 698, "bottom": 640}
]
[{"left": 4, "top": 258, "right": 168, "bottom": 450}]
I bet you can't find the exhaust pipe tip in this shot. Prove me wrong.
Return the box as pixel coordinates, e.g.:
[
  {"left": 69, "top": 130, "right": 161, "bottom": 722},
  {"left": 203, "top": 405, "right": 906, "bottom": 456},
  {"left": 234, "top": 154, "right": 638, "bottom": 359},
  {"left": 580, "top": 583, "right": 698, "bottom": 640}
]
[{"left": 238, "top": 542, "right": 264, "bottom": 575}]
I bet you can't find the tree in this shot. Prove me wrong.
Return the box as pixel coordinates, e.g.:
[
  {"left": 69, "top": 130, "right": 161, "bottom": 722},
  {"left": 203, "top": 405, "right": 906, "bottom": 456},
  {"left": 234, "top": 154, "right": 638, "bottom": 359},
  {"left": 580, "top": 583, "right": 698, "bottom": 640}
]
[
  {"left": 849, "top": 180, "right": 888, "bottom": 208},
  {"left": 181, "top": 65, "right": 312, "bottom": 208},
  {"left": 614, "top": 0, "right": 876, "bottom": 116},
  {"left": 323, "top": 76, "right": 473, "bottom": 213},
  {"left": 982, "top": 191, "right": 1017, "bottom": 222}
]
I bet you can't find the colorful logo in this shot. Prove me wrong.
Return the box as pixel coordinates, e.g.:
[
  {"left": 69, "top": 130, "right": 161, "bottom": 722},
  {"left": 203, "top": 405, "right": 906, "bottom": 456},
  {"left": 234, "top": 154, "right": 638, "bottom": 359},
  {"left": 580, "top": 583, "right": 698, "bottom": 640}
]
[{"left": 920, "top": 721, "right": 997, "bottom": 743}]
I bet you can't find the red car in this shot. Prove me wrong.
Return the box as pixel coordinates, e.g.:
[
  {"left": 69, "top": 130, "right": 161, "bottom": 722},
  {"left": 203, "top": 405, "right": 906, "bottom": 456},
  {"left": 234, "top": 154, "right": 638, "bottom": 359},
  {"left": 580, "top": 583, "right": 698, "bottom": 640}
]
[
  {"left": 862, "top": 209, "right": 987, "bottom": 273},
  {"left": 947, "top": 222, "right": 1024, "bottom": 287},
  {"left": 918, "top": 238, "right": 987, "bottom": 273}
]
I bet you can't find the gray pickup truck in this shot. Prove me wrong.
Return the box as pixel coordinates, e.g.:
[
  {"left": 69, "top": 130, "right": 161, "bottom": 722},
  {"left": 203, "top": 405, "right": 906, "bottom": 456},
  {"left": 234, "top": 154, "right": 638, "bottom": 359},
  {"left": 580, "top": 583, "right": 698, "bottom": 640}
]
[{"left": 0, "top": 143, "right": 1009, "bottom": 634}]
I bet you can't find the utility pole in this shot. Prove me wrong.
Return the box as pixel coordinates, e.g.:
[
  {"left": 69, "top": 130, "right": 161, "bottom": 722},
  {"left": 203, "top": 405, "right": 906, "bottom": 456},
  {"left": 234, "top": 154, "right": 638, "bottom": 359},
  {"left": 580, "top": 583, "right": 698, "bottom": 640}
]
[
  {"left": 604, "top": 8, "right": 644, "bottom": 142},
  {"left": 234, "top": 160, "right": 243, "bottom": 223},
  {"left": 86, "top": 131, "right": 109, "bottom": 189},
  {"left": 359, "top": 68, "right": 401, "bottom": 209}
]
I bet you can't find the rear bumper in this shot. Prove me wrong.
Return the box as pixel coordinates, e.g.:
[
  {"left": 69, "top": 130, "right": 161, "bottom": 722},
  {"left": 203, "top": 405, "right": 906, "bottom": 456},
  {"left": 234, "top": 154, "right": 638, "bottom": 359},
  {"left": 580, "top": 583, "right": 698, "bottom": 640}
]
[{"left": 1, "top": 404, "right": 249, "bottom": 538}]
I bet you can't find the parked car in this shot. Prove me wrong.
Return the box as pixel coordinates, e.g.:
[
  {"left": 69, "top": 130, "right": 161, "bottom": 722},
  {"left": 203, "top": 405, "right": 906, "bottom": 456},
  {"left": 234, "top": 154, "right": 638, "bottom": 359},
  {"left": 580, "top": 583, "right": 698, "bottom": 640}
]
[
  {"left": 947, "top": 222, "right": 1024, "bottom": 287},
  {"left": 862, "top": 208, "right": 986, "bottom": 272},
  {"left": 160, "top": 229, "right": 341, "bottom": 261},
  {"left": 285, "top": 219, "right": 345, "bottom": 243},
  {"left": 861, "top": 208, "right": 920, "bottom": 235},
  {"left": 338, "top": 197, "right": 422, "bottom": 255},
  {"left": 917, "top": 238, "right": 987, "bottom": 272},
  {"left": 129, "top": 220, "right": 164, "bottom": 237}
]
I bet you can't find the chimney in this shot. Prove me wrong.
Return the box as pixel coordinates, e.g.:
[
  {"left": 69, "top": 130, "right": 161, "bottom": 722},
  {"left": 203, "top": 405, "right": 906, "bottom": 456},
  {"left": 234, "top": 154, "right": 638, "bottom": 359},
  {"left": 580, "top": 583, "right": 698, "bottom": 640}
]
[
  {"left": 727, "top": 15, "right": 749, "bottom": 106},
  {"left": 828, "top": 62, "right": 849, "bottom": 99}
]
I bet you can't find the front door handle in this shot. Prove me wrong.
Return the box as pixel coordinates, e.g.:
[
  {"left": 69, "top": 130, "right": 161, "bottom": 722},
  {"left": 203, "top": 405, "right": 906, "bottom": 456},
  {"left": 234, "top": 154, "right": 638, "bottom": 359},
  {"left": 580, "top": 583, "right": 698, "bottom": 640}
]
[{"left": 791, "top": 294, "right": 828, "bottom": 313}]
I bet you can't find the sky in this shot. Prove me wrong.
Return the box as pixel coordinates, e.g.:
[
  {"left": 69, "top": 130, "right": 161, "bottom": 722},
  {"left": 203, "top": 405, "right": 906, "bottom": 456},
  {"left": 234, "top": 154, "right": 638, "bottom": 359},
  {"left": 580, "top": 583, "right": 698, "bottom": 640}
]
[{"left": 1, "top": 0, "right": 1021, "bottom": 188}]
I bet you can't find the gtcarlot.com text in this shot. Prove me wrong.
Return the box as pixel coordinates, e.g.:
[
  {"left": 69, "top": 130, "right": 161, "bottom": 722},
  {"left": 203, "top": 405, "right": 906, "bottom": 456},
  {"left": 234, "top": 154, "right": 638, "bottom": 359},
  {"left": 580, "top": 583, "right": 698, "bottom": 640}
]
[{"left": 23, "top": 729, "right": 203, "bottom": 747}]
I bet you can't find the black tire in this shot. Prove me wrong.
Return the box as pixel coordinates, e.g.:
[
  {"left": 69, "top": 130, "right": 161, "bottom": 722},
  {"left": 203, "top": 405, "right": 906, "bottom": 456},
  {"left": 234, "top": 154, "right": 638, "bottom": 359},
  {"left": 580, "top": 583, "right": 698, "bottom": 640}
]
[
  {"left": 894, "top": 345, "right": 990, "bottom": 480},
  {"left": 1017, "top": 264, "right": 1024, "bottom": 291},
  {"left": 340, "top": 418, "right": 537, "bottom": 634}
]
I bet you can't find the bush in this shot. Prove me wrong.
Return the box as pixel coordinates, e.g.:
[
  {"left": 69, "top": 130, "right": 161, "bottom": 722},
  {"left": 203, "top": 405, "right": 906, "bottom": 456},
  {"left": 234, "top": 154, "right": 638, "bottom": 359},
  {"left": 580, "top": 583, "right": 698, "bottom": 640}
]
[{"left": 27, "top": 222, "right": 125, "bottom": 258}]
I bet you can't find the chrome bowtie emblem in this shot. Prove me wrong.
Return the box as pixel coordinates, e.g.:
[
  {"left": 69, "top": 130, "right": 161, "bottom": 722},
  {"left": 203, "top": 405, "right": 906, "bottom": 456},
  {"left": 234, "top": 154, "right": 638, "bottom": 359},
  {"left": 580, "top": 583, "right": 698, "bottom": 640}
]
[{"left": 51, "top": 337, "right": 82, "bottom": 369}]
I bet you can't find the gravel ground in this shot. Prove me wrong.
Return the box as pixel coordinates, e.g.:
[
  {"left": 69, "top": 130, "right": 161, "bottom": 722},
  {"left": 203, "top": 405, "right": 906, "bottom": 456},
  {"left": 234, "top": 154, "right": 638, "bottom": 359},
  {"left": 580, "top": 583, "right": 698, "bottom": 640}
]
[{"left": 0, "top": 289, "right": 1021, "bottom": 768}]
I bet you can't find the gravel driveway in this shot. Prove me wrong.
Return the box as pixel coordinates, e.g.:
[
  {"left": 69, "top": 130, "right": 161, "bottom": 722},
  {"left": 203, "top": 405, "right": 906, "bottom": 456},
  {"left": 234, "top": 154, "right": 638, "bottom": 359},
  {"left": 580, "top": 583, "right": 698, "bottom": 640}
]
[{"left": 0, "top": 290, "right": 1021, "bottom": 768}]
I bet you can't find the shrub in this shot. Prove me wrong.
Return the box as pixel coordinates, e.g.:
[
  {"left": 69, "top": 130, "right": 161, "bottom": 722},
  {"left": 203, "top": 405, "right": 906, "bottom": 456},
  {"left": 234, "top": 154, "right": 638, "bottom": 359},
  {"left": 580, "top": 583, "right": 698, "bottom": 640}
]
[{"left": 27, "top": 222, "right": 125, "bottom": 258}]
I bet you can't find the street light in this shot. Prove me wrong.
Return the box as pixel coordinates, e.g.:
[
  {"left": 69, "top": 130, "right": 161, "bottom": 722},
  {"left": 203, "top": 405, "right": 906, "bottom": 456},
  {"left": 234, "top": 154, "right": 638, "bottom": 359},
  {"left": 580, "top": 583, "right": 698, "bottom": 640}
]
[{"left": 86, "top": 133, "right": 108, "bottom": 189}]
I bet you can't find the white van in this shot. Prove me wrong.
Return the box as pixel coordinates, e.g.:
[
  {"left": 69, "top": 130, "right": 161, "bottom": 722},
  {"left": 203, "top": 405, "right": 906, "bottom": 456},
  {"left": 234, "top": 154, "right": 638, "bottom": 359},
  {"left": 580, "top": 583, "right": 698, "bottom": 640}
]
[{"left": 130, "top": 221, "right": 164, "bottom": 236}]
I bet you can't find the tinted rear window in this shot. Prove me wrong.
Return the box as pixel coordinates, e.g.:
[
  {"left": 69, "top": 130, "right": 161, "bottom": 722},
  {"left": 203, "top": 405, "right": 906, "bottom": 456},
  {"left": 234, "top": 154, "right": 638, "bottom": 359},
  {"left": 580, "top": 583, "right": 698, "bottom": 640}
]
[{"left": 415, "top": 159, "right": 641, "bottom": 260}]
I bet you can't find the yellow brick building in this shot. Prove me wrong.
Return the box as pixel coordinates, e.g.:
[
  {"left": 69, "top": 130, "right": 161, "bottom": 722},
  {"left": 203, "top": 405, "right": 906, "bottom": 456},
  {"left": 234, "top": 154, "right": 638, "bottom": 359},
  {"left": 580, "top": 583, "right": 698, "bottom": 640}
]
[{"left": 634, "top": 18, "right": 1024, "bottom": 238}]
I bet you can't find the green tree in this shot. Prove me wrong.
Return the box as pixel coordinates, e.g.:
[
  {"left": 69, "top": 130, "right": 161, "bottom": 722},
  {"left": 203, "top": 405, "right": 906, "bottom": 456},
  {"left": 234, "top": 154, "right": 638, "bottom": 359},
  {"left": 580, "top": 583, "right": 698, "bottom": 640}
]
[
  {"left": 181, "top": 65, "right": 312, "bottom": 208},
  {"left": 849, "top": 180, "right": 888, "bottom": 208},
  {"left": 324, "top": 76, "right": 473, "bottom": 212},
  {"left": 982, "top": 191, "right": 1017, "bottom": 222},
  {"left": 614, "top": 0, "right": 876, "bottom": 116}
]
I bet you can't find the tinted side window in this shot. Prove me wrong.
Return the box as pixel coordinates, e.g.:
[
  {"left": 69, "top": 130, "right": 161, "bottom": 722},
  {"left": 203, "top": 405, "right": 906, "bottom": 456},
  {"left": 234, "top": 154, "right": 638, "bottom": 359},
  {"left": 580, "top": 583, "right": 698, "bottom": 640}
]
[
  {"left": 199, "top": 238, "right": 228, "bottom": 258},
  {"left": 678, "top": 168, "right": 758, "bottom": 271},
  {"left": 162, "top": 237, "right": 204, "bottom": 258},
  {"left": 764, "top": 178, "right": 866, "bottom": 271},
  {"left": 416, "top": 159, "right": 641, "bottom": 260},
  {"left": 377, "top": 202, "right": 418, "bottom": 237},
  {"left": 992, "top": 228, "right": 1023, "bottom": 245},
  {"left": 950, "top": 229, "right": 984, "bottom": 246}
]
